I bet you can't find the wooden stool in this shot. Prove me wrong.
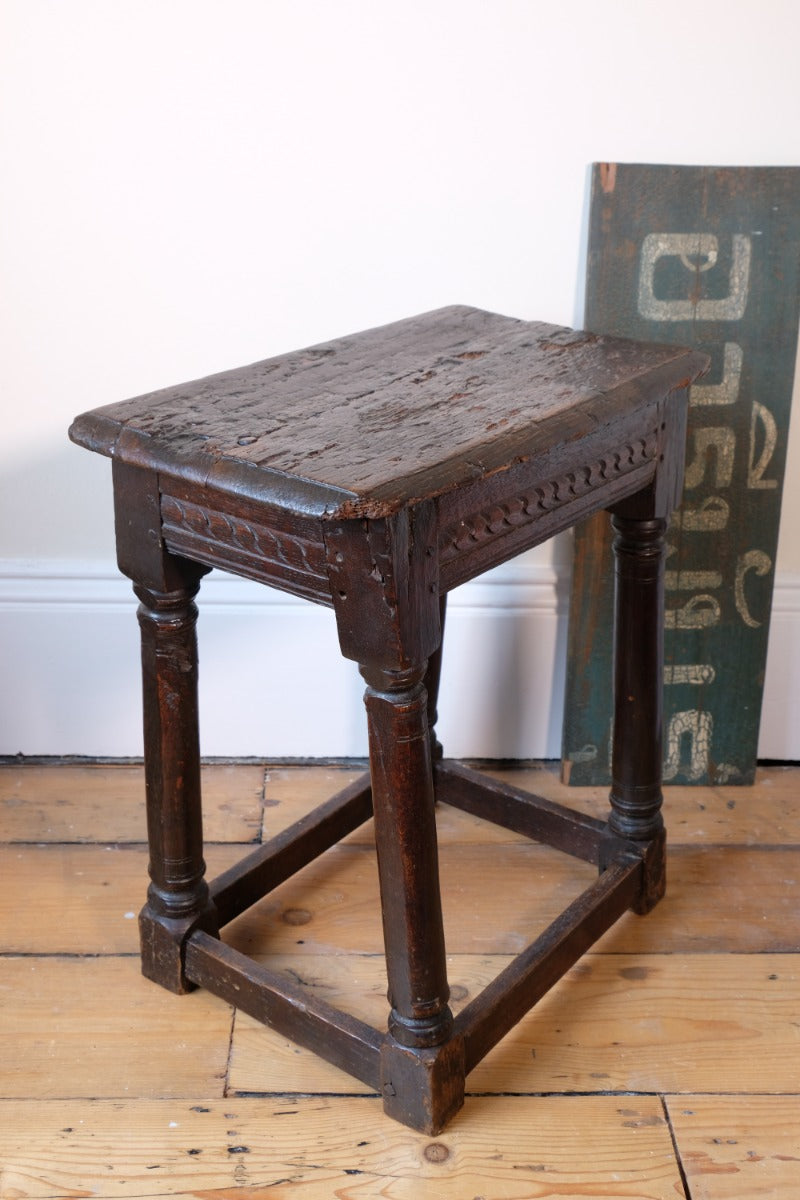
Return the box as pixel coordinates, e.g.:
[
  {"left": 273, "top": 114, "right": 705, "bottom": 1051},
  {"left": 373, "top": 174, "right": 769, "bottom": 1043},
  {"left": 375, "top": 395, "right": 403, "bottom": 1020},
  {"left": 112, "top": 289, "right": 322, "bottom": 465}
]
[{"left": 69, "top": 306, "right": 707, "bottom": 1132}]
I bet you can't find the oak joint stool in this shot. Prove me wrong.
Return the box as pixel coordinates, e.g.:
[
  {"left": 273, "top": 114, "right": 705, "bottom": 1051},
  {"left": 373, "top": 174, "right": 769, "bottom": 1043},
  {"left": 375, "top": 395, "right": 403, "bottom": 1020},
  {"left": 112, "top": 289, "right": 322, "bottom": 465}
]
[{"left": 70, "top": 306, "right": 707, "bottom": 1133}]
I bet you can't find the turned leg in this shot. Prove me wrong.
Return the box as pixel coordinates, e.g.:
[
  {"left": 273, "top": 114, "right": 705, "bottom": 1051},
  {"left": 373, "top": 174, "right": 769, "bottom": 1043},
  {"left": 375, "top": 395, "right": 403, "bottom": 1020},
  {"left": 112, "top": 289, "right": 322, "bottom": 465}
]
[
  {"left": 327, "top": 507, "right": 460, "bottom": 1130},
  {"left": 607, "top": 511, "right": 668, "bottom": 913},
  {"left": 135, "top": 574, "right": 218, "bottom": 992},
  {"left": 361, "top": 662, "right": 464, "bottom": 1133}
]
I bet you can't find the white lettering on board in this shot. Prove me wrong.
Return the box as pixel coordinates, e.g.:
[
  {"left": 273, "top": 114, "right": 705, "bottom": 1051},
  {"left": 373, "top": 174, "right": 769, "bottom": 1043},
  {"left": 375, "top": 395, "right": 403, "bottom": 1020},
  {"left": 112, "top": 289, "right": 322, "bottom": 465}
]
[{"left": 638, "top": 233, "right": 751, "bottom": 321}]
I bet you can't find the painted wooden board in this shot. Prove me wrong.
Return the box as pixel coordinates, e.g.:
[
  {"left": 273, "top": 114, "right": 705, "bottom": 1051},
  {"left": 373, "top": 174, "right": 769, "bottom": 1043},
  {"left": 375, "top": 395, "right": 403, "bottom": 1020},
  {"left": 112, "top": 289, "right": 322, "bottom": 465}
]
[
  {"left": 563, "top": 164, "right": 800, "bottom": 785},
  {"left": 0, "top": 1095, "right": 683, "bottom": 1199}
]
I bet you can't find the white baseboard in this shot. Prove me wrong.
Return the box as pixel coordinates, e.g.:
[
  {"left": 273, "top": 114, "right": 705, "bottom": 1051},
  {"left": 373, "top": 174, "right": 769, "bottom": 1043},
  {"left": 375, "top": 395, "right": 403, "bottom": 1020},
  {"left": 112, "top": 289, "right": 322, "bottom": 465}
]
[{"left": 2, "top": 559, "right": 798, "bottom": 761}]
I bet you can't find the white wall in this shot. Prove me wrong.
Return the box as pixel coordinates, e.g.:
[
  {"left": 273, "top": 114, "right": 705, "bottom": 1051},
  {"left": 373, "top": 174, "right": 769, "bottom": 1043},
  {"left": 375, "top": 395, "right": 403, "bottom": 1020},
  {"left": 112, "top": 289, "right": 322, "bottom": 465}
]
[{"left": 2, "top": 0, "right": 799, "bottom": 757}]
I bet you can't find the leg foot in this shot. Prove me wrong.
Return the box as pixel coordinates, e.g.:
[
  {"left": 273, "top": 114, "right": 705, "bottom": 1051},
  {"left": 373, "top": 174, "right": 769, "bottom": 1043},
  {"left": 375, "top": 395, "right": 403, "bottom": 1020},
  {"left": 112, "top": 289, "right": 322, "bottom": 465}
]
[
  {"left": 381, "top": 1035, "right": 465, "bottom": 1134},
  {"left": 139, "top": 902, "right": 218, "bottom": 994}
]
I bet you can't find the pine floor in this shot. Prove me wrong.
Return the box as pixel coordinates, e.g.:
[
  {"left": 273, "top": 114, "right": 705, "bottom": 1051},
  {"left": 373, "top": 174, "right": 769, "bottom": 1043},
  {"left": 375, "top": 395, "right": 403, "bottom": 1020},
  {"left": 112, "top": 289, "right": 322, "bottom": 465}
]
[{"left": 0, "top": 759, "right": 798, "bottom": 1199}]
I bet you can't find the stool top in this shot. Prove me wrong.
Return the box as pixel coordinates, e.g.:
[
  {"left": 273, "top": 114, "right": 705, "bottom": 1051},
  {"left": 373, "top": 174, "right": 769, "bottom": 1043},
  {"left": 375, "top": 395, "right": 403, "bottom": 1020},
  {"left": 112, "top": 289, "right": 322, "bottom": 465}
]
[{"left": 70, "top": 305, "right": 706, "bottom": 519}]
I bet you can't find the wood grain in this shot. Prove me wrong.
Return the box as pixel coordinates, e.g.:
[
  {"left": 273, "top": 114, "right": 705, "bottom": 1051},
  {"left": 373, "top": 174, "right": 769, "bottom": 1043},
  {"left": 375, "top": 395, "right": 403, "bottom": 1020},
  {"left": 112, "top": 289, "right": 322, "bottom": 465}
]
[
  {"left": 3, "top": 839, "right": 797, "bottom": 956},
  {"left": 262, "top": 761, "right": 800, "bottom": 847},
  {"left": 486, "top": 763, "right": 800, "bottom": 846},
  {"left": 0, "top": 1094, "right": 683, "bottom": 1199},
  {"left": 0, "top": 762, "right": 264, "bottom": 843},
  {"left": 666, "top": 1095, "right": 800, "bottom": 1199},
  {"left": 0, "top": 843, "right": 243, "bottom": 954},
  {"left": 226, "top": 952, "right": 800, "bottom": 1097},
  {"left": 5, "top": 761, "right": 796, "bottom": 846},
  {"left": 69, "top": 304, "right": 705, "bottom": 519},
  {"left": 2, "top": 762, "right": 798, "bottom": 1191},
  {"left": 221, "top": 842, "right": 800, "bottom": 958},
  {"left": 0, "top": 957, "right": 233, "bottom": 1099}
]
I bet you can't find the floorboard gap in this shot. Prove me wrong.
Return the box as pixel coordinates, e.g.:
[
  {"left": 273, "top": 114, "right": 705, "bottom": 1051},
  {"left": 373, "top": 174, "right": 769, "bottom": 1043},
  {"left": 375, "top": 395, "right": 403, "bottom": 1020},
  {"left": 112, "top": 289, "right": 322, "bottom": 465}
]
[{"left": 661, "top": 1094, "right": 693, "bottom": 1200}]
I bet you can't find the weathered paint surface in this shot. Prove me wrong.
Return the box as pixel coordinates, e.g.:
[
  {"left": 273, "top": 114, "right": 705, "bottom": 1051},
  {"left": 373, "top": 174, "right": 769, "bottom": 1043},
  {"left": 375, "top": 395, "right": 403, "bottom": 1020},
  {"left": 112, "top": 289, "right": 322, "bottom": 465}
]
[{"left": 563, "top": 164, "right": 800, "bottom": 785}]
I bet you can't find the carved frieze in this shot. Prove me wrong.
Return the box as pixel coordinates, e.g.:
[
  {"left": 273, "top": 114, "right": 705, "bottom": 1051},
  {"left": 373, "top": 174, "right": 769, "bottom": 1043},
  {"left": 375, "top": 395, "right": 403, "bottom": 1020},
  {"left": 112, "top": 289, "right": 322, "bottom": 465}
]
[
  {"left": 160, "top": 493, "right": 329, "bottom": 601},
  {"left": 440, "top": 431, "right": 659, "bottom": 565}
]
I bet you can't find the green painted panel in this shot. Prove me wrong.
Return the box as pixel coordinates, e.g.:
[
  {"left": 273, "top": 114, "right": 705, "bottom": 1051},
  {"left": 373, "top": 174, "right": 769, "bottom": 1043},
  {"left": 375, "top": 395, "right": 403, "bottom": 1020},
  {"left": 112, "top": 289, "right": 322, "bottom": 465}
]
[{"left": 563, "top": 164, "right": 800, "bottom": 785}]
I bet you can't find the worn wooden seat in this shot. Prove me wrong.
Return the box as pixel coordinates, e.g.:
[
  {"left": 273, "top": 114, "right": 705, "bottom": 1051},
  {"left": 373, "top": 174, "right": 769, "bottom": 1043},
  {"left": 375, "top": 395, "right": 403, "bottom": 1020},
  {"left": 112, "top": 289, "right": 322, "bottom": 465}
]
[{"left": 69, "top": 305, "right": 707, "bottom": 1132}]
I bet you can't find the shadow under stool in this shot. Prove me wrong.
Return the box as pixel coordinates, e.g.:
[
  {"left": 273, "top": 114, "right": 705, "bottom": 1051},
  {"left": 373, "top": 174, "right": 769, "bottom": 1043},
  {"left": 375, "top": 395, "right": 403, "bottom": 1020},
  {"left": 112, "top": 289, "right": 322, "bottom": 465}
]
[{"left": 69, "top": 305, "right": 707, "bottom": 1132}]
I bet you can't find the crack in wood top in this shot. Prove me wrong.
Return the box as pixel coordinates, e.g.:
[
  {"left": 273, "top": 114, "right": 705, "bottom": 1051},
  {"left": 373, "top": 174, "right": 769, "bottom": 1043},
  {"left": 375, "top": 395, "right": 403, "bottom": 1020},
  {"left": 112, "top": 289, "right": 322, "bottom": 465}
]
[{"left": 69, "top": 306, "right": 707, "bottom": 520}]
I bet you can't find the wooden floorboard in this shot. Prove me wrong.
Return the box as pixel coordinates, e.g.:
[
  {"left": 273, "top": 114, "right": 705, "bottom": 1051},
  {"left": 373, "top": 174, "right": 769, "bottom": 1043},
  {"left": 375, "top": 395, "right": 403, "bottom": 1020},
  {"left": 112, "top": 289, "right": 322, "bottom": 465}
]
[
  {"left": 0, "top": 956, "right": 233, "bottom": 1101},
  {"left": 0, "top": 762, "right": 265, "bottom": 843},
  {"left": 222, "top": 951, "right": 800, "bottom": 1097},
  {"left": 665, "top": 1096, "right": 800, "bottom": 1199},
  {"left": 0, "top": 1095, "right": 683, "bottom": 1199},
  {"left": 3, "top": 759, "right": 798, "bottom": 845},
  {"left": 0, "top": 761, "right": 798, "bottom": 1197},
  {"left": 3, "top": 840, "right": 797, "bottom": 957}
]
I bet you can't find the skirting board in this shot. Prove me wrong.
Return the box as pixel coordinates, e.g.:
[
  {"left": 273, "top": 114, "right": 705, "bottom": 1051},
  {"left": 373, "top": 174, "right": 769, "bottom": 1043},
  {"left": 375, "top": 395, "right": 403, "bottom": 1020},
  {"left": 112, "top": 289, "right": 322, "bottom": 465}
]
[{"left": 1, "top": 558, "right": 798, "bottom": 761}]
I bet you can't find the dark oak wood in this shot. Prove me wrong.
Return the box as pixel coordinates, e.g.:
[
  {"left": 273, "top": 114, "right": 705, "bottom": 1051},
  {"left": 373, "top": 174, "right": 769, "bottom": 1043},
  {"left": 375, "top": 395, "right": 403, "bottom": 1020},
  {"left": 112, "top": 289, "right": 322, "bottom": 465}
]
[
  {"left": 69, "top": 305, "right": 707, "bottom": 1132},
  {"left": 435, "top": 760, "right": 606, "bottom": 864},
  {"left": 70, "top": 308, "right": 704, "bottom": 523},
  {"left": 425, "top": 594, "right": 448, "bottom": 760},
  {"left": 111, "top": 461, "right": 219, "bottom": 994},
  {"left": 185, "top": 931, "right": 383, "bottom": 1090},
  {"left": 454, "top": 857, "right": 643, "bottom": 1073},
  {"left": 606, "top": 508, "right": 669, "bottom": 911},
  {"left": 209, "top": 773, "right": 373, "bottom": 927},
  {"left": 362, "top": 664, "right": 453, "bottom": 1053}
]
